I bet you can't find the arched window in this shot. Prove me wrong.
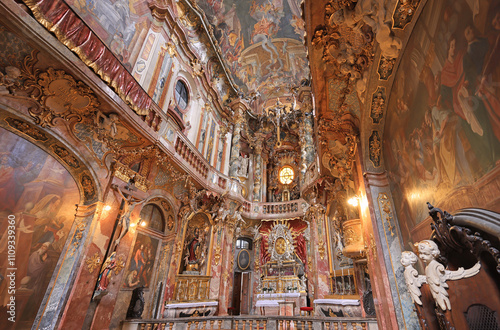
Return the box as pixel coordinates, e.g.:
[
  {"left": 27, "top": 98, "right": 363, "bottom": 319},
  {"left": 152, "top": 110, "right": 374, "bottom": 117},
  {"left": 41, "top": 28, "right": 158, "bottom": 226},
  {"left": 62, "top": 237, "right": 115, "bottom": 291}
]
[
  {"left": 236, "top": 237, "right": 253, "bottom": 250},
  {"left": 174, "top": 80, "right": 189, "bottom": 110},
  {"left": 279, "top": 165, "right": 294, "bottom": 185},
  {"left": 139, "top": 204, "right": 164, "bottom": 232}
]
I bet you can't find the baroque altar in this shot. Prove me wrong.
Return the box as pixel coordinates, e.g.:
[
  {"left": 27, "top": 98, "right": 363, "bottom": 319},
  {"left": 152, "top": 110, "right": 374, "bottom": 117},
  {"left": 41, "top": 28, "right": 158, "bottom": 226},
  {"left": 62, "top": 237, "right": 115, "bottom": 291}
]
[{"left": 255, "top": 222, "right": 307, "bottom": 315}]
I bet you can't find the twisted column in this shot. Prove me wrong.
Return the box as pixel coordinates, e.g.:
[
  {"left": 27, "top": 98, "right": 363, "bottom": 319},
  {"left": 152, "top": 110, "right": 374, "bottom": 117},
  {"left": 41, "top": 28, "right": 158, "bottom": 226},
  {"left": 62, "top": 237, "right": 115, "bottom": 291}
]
[{"left": 298, "top": 87, "right": 315, "bottom": 184}]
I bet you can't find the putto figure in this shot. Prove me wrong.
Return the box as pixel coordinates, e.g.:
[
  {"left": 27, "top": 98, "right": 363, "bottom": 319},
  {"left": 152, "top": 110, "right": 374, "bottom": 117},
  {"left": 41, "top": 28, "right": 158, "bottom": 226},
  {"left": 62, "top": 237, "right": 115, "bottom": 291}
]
[
  {"left": 401, "top": 240, "right": 481, "bottom": 311},
  {"left": 400, "top": 251, "right": 426, "bottom": 305}
]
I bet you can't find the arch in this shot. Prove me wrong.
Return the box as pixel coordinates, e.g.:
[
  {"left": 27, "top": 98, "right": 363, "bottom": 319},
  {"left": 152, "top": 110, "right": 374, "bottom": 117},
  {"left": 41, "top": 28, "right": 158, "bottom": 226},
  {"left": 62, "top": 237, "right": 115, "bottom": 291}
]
[{"left": 0, "top": 106, "right": 102, "bottom": 205}]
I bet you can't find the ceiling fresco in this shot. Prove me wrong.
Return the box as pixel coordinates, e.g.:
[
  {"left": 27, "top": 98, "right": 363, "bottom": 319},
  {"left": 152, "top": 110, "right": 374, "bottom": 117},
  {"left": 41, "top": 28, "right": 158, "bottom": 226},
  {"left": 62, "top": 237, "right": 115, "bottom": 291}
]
[{"left": 195, "top": 0, "right": 310, "bottom": 105}]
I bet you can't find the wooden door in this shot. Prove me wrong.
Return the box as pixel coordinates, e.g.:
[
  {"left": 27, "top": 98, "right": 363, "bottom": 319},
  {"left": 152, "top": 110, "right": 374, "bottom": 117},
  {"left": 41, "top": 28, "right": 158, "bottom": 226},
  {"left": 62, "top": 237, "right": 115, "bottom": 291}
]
[
  {"left": 240, "top": 272, "right": 250, "bottom": 314},
  {"left": 232, "top": 272, "right": 242, "bottom": 315}
]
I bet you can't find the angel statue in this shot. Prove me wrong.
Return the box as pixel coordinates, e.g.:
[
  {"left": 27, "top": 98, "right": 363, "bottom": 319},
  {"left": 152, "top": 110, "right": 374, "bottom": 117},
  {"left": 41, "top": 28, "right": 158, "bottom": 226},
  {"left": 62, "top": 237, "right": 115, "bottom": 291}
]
[
  {"left": 400, "top": 251, "right": 426, "bottom": 305},
  {"left": 402, "top": 240, "right": 481, "bottom": 311}
]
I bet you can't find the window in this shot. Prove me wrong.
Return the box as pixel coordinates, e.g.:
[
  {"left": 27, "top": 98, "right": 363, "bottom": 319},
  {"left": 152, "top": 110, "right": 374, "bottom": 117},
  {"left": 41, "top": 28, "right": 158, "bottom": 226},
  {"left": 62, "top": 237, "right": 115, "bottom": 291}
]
[
  {"left": 139, "top": 204, "right": 164, "bottom": 232},
  {"left": 236, "top": 238, "right": 252, "bottom": 250},
  {"left": 174, "top": 80, "right": 189, "bottom": 110},
  {"left": 279, "top": 165, "right": 294, "bottom": 185}
]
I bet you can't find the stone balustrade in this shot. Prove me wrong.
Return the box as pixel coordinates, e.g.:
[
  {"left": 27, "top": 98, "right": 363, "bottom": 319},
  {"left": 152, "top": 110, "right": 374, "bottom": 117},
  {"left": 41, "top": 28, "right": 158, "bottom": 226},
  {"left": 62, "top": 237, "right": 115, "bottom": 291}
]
[
  {"left": 159, "top": 121, "right": 310, "bottom": 220},
  {"left": 122, "top": 316, "right": 378, "bottom": 330},
  {"left": 174, "top": 136, "right": 209, "bottom": 179}
]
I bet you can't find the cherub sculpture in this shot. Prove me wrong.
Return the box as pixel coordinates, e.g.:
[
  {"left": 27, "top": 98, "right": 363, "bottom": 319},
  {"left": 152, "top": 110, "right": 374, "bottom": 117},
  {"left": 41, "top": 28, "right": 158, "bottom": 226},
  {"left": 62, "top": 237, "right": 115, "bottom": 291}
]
[
  {"left": 402, "top": 240, "right": 481, "bottom": 311},
  {"left": 400, "top": 251, "right": 426, "bottom": 305}
]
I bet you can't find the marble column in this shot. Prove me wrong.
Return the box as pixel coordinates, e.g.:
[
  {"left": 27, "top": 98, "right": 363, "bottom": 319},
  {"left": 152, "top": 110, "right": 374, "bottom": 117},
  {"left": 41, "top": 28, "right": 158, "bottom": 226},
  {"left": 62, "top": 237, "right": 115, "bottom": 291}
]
[
  {"left": 253, "top": 143, "right": 263, "bottom": 202},
  {"left": 298, "top": 87, "right": 315, "bottom": 184},
  {"left": 363, "top": 171, "right": 420, "bottom": 329},
  {"left": 228, "top": 101, "right": 246, "bottom": 179},
  {"left": 33, "top": 202, "right": 100, "bottom": 330}
]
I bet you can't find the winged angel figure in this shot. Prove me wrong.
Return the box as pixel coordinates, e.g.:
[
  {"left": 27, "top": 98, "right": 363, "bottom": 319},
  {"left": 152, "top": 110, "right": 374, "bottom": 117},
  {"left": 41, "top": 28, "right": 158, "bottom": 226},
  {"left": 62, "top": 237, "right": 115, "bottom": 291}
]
[{"left": 401, "top": 240, "right": 481, "bottom": 311}]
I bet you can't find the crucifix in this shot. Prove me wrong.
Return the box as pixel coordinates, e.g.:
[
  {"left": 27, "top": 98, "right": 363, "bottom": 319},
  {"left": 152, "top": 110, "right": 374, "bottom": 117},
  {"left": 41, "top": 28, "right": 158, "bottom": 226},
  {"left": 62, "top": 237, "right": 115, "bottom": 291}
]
[{"left": 266, "top": 98, "right": 288, "bottom": 148}]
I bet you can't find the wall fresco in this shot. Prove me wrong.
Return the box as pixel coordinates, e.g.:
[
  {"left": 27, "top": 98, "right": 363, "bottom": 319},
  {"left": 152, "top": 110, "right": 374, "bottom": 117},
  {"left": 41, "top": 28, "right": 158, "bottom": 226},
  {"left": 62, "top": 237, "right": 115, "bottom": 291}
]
[
  {"left": 0, "top": 128, "right": 79, "bottom": 329},
  {"left": 383, "top": 0, "right": 500, "bottom": 240}
]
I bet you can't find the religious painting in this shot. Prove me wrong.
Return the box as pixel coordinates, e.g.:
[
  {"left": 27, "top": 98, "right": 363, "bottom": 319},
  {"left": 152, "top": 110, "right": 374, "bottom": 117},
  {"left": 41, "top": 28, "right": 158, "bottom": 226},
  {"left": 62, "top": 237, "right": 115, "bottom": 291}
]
[
  {"left": 66, "top": 0, "right": 151, "bottom": 72},
  {"left": 123, "top": 231, "right": 159, "bottom": 289},
  {"left": 0, "top": 128, "right": 79, "bottom": 329},
  {"left": 382, "top": 0, "right": 500, "bottom": 243},
  {"left": 180, "top": 212, "right": 212, "bottom": 275}
]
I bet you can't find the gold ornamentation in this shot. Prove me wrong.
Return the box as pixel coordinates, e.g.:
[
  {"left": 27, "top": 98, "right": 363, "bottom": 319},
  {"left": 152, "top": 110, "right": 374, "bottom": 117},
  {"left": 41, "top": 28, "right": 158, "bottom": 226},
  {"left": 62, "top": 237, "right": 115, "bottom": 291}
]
[
  {"left": 52, "top": 145, "right": 80, "bottom": 169},
  {"left": 25, "top": 67, "right": 99, "bottom": 127},
  {"left": 378, "top": 193, "right": 395, "bottom": 237},
  {"left": 318, "top": 238, "right": 326, "bottom": 260},
  {"left": 213, "top": 246, "right": 221, "bottom": 266},
  {"left": 392, "top": 0, "right": 421, "bottom": 30},
  {"left": 369, "top": 131, "right": 381, "bottom": 167},
  {"left": 114, "top": 254, "right": 125, "bottom": 275},
  {"left": 370, "top": 87, "right": 386, "bottom": 124},
  {"left": 377, "top": 56, "right": 396, "bottom": 80},
  {"left": 191, "top": 58, "right": 204, "bottom": 76},
  {"left": 81, "top": 174, "right": 96, "bottom": 202},
  {"left": 163, "top": 41, "right": 177, "bottom": 58},
  {"left": 86, "top": 252, "right": 101, "bottom": 274},
  {"left": 5, "top": 117, "right": 48, "bottom": 142},
  {"left": 70, "top": 217, "right": 87, "bottom": 256},
  {"left": 173, "top": 275, "right": 211, "bottom": 302},
  {"left": 113, "top": 161, "right": 151, "bottom": 192},
  {"left": 368, "top": 234, "right": 377, "bottom": 261}
]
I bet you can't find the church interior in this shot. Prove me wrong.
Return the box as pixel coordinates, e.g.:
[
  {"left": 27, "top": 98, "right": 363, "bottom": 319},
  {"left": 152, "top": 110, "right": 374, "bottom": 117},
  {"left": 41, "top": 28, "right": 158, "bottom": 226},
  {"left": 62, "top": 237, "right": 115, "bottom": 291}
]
[{"left": 0, "top": 0, "right": 499, "bottom": 329}]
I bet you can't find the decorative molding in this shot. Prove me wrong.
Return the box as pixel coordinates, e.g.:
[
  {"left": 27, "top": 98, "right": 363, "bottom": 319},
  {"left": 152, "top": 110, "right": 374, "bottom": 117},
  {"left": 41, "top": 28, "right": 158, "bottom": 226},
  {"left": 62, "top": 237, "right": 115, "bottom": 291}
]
[
  {"left": 370, "top": 87, "right": 386, "bottom": 124},
  {"left": 377, "top": 56, "right": 397, "bottom": 81},
  {"left": 369, "top": 131, "right": 381, "bottom": 167},
  {"left": 5, "top": 116, "right": 48, "bottom": 141},
  {"left": 392, "top": 0, "right": 421, "bottom": 30},
  {"left": 86, "top": 252, "right": 101, "bottom": 274},
  {"left": 378, "top": 193, "right": 395, "bottom": 237}
]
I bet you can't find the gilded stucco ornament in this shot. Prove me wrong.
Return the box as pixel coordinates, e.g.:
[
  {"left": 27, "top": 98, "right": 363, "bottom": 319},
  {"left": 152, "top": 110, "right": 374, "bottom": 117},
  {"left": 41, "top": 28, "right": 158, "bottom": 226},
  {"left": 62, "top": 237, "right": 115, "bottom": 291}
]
[
  {"left": 268, "top": 223, "right": 295, "bottom": 267},
  {"left": 369, "top": 131, "right": 381, "bottom": 167},
  {"left": 191, "top": 58, "right": 204, "bottom": 77},
  {"left": 392, "top": 0, "right": 421, "bottom": 29},
  {"left": 377, "top": 56, "right": 396, "bottom": 80},
  {"left": 86, "top": 252, "right": 101, "bottom": 274},
  {"left": 370, "top": 87, "right": 386, "bottom": 124},
  {"left": 15, "top": 51, "right": 99, "bottom": 128}
]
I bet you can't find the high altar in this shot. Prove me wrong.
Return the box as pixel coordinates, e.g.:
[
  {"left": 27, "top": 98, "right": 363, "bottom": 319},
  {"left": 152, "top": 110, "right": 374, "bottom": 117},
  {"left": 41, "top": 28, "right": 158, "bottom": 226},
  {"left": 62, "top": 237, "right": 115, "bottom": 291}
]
[{"left": 255, "top": 221, "right": 307, "bottom": 315}]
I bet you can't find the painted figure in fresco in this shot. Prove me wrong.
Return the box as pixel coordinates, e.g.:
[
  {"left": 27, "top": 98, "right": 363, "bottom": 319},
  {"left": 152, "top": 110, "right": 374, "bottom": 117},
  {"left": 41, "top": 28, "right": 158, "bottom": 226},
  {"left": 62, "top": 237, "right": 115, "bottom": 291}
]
[
  {"left": 441, "top": 34, "right": 499, "bottom": 175},
  {"left": 97, "top": 252, "right": 117, "bottom": 291},
  {"left": 478, "top": 10, "right": 500, "bottom": 142},
  {"left": 113, "top": 186, "right": 146, "bottom": 246},
  {"left": 19, "top": 242, "right": 51, "bottom": 299}
]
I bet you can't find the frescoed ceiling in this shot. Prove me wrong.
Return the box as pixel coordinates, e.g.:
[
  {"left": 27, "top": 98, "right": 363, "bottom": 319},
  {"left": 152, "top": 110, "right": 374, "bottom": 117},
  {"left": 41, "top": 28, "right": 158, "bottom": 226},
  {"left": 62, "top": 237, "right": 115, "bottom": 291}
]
[{"left": 195, "top": 0, "right": 310, "bottom": 108}]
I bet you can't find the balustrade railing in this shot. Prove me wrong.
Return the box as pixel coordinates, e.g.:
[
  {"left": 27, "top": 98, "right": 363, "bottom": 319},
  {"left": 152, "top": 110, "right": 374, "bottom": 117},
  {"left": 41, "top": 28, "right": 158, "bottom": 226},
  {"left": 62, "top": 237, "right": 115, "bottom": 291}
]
[
  {"left": 122, "top": 316, "right": 378, "bottom": 330},
  {"left": 262, "top": 201, "right": 299, "bottom": 214},
  {"left": 174, "top": 137, "right": 209, "bottom": 179}
]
